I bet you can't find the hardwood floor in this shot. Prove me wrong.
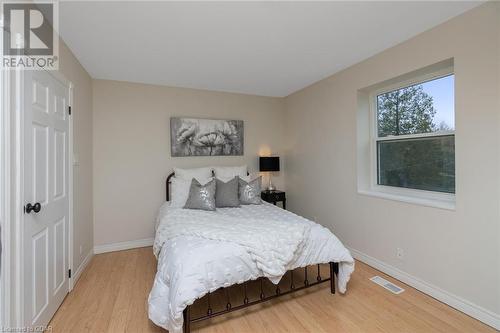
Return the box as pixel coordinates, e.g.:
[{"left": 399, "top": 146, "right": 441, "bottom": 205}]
[{"left": 49, "top": 247, "right": 495, "bottom": 333}]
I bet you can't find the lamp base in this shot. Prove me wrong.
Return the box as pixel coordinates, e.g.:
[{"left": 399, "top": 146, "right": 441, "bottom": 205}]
[{"left": 267, "top": 174, "right": 275, "bottom": 191}]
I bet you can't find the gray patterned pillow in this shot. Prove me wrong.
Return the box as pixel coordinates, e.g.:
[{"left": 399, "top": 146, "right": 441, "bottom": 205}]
[
  {"left": 216, "top": 177, "right": 240, "bottom": 208},
  {"left": 238, "top": 176, "right": 262, "bottom": 205},
  {"left": 184, "top": 178, "right": 216, "bottom": 211}
]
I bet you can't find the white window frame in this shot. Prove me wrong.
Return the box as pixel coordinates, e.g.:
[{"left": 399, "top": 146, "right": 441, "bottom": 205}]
[{"left": 364, "top": 66, "right": 456, "bottom": 210}]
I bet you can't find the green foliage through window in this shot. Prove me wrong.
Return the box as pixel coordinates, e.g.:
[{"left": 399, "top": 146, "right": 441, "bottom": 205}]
[{"left": 377, "top": 136, "right": 455, "bottom": 193}]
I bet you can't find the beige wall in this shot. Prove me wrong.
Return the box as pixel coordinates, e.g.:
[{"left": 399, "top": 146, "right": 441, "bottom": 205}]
[
  {"left": 58, "top": 40, "right": 94, "bottom": 272},
  {"left": 92, "top": 80, "right": 286, "bottom": 246},
  {"left": 285, "top": 2, "right": 500, "bottom": 319}
]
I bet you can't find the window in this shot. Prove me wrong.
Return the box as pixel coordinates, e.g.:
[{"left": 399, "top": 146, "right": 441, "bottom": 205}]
[{"left": 372, "top": 72, "right": 455, "bottom": 195}]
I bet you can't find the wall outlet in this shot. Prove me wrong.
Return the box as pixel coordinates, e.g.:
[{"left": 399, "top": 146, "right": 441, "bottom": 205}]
[
  {"left": 396, "top": 247, "right": 404, "bottom": 260},
  {"left": 79, "top": 245, "right": 83, "bottom": 255}
]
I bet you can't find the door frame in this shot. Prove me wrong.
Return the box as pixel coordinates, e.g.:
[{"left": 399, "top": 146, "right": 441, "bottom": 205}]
[
  {"left": 1, "top": 68, "right": 74, "bottom": 328},
  {"left": 0, "top": 63, "right": 15, "bottom": 329}
]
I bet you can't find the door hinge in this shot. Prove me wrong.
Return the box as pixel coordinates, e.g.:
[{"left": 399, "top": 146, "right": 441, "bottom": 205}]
[
  {"left": 68, "top": 106, "right": 71, "bottom": 115},
  {"left": 68, "top": 269, "right": 72, "bottom": 278}
]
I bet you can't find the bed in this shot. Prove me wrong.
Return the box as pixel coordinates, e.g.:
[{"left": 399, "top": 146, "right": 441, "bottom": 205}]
[{"left": 148, "top": 172, "right": 355, "bottom": 333}]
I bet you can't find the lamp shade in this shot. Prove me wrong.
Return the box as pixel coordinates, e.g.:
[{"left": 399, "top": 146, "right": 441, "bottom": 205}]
[{"left": 260, "top": 156, "right": 280, "bottom": 172}]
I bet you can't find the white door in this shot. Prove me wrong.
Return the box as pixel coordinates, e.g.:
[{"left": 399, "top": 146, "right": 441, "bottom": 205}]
[{"left": 23, "top": 70, "right": 70, "bottom": 327}]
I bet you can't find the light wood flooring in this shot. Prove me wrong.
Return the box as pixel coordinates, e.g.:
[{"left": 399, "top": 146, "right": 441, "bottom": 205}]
[{"left": 49, "top": 247, "right": 496, "bottom": 332}]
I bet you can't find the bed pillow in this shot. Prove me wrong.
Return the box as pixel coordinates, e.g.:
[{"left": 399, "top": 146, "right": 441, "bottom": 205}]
[
  {"left": 214, "top": 165, "right": 247, "bottom": 180},
  {"left": 215, "top": 177, "right": 240, "bottom": 208},
  {"left": 239, "top": 173, "right": 259, "bottom": 183},
  {"left": 174, "top": 167, "right": 213, "bottom": 180},
  {"left": 238, "top": 176, "right": 262, "bottom": 205},
  {"left": 184, "top": 178, "right": 216, "bottom": 211},
  {"left": 170, "top": 176, "right": 212, "bottom": 208}
]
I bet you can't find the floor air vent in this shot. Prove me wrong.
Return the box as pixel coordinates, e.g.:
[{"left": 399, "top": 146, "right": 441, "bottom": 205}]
[{"left": 370, "top": 276, "right": 405, "bottom": 294}]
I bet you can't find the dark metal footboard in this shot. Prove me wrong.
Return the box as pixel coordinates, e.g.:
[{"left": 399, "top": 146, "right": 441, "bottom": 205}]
[{"left": 182, "top": 262, "right": 339, "bottom": 333}]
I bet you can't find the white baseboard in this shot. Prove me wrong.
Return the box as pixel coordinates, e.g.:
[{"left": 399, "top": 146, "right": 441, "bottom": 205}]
[
  {"left": 93, "top": 237, "right": 154, "bottom": 254},
  {"left": 348, "top": 247, "right": 500, "bottom": 330},
  {"left": 71, "top": 249, "right": 93, "bottom": 289},
  {"left": 69, "top": 249, "right": 94, "bottom": 291}
]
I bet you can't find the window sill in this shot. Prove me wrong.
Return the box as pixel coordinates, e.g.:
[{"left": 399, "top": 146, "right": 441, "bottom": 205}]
[{"left": 358, "top": 187, "right": 456, "bottom": 211}]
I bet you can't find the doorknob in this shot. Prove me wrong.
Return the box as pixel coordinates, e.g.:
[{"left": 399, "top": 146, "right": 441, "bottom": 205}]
[{"left": 25, "top": 202, "right": 41, "bottom": 214}]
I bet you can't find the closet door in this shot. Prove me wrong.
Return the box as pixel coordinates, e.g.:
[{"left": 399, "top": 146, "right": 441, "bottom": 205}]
[{"left": 23, "top": 70, "right": 70, "bottom": 327}]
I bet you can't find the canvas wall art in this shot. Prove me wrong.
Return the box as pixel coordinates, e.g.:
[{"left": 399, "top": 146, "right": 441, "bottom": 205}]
[{"left": 170, "top": 117, "right": 244, "bottom": 157}]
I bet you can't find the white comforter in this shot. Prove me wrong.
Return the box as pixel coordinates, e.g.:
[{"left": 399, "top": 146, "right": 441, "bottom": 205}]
[{"left": 148, "top": 202, "right": 354, "bottom": 332}]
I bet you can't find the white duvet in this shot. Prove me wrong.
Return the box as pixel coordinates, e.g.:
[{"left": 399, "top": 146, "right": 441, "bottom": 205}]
[{"left": 148, "top": 202, "right": 354, "bottom": 332}]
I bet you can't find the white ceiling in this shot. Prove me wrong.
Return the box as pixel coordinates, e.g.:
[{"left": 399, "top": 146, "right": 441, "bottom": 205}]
[{"left": 59, "top": 1, "right": 481, "bottom": 97}]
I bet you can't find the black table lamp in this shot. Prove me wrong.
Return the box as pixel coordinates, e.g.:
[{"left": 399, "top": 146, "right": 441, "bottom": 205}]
[{"left": 260, "top": 156, "right": 280, "bottom": 191}]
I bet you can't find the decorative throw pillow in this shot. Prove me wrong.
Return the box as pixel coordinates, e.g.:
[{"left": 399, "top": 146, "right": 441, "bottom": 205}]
[
  {"left": 170, "top": 176, "right": 212, "bottom": 208},
  {"left": 184, "top": 178, "right": 216, "bottom": 211},
  {"left": 216, "top": 177, "right": 240, "bottom": 208},
  {"left": 238, "top": 176, "right": 262, "bottom": 205}
]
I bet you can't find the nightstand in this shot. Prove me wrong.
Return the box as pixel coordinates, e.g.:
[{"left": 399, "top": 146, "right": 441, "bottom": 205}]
[{"left": 261, "top": 190, "right": 286, "bottom": 210}]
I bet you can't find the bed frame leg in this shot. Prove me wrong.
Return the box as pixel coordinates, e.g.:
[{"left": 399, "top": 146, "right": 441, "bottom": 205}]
[
  {"left": 183, "top": 306, "right": 191, "bottom": 333},
  {"left": 329, "top": 262, "right": 336, "bottom": 294}
]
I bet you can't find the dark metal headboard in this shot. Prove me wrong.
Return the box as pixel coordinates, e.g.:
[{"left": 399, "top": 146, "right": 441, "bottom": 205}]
[
  {"left": 165, "top": 170, "right": 250, "bottom": 201},
  {"left": 166, "top": 172, "right": 175, "bottom": 201}
]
